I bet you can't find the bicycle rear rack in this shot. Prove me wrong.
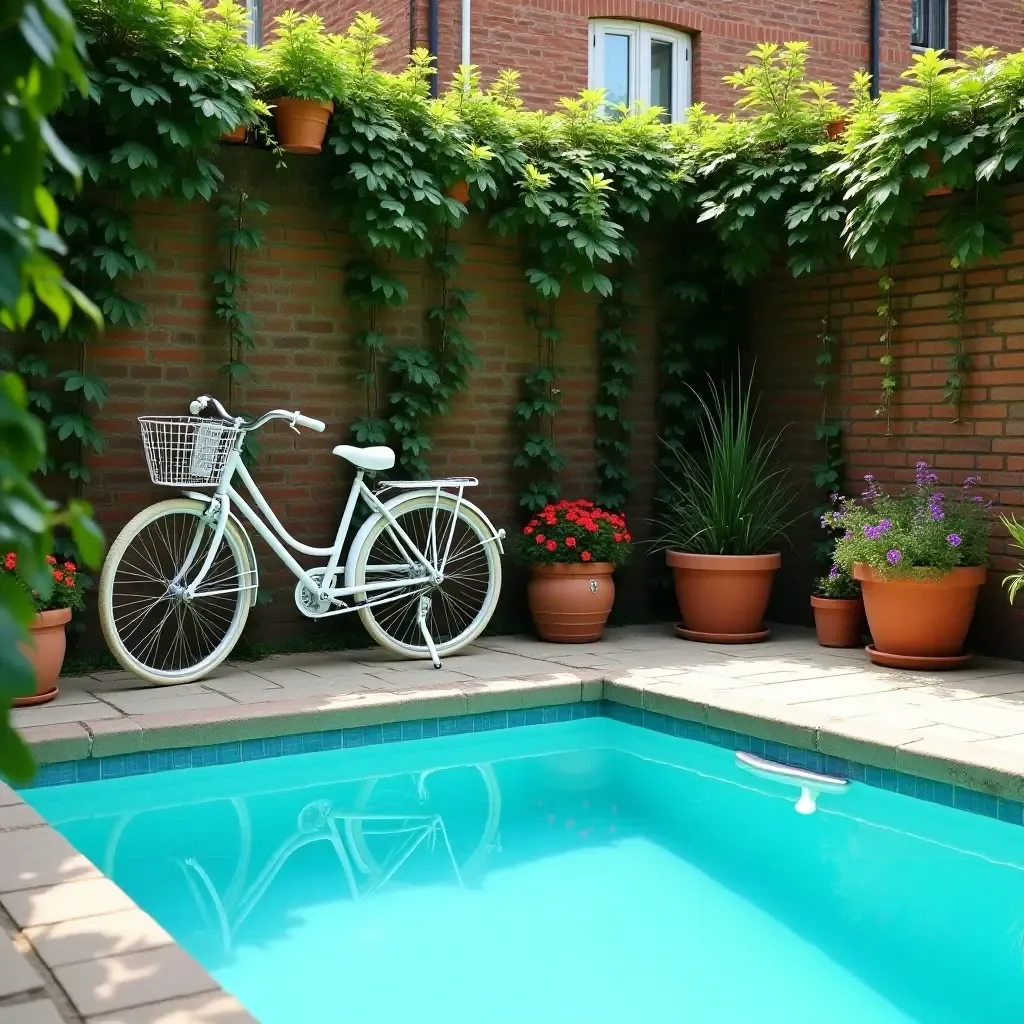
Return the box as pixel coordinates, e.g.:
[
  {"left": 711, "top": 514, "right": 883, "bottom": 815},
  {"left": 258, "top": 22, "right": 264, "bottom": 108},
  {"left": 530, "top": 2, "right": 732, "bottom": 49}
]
[{"left": 375, "top": 476, "right": 479, "bottom": 492}]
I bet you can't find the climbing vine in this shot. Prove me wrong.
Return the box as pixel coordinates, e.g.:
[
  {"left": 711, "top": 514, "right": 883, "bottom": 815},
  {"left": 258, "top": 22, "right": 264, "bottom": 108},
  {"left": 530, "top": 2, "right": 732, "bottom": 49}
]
[
  {"left": 212, "top": 190, "right": 267, "bottom": 463},
  {"left": 515, "top": 301, "right": 564, "bottom": 511},
  {"left": 214, "top": 191, "right": 267, "bottom": 408},
  {"left": 812, "top": 294, "right": 843, "bottom": 563},
  {"left": 594, "top": 272, "right": 639, "bottom": 511},
  {"left": 944, "top": 264, "right": 968, "bottom": 421},
  {"left": 875, "top": 268, "right": 897, "bottom": 435}
]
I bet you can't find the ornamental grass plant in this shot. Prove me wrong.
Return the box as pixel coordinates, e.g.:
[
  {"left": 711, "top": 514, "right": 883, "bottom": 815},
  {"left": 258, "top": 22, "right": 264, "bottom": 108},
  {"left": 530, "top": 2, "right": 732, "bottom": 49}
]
[
  {"left": 653, "top": 369, "right": 797, "bottom": 556},
  {"left": 827, "top": 461, "right": 990, "bottom": 577}
]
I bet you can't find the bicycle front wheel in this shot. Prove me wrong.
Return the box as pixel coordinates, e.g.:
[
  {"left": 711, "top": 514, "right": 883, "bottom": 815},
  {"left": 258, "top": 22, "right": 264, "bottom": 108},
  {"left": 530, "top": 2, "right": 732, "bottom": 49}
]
[
  {"left": 99, "top": 498, "right": 254, "bottom": 685},
  {"left": 354, "top": 494, "right": 501, "bottom": 659}
]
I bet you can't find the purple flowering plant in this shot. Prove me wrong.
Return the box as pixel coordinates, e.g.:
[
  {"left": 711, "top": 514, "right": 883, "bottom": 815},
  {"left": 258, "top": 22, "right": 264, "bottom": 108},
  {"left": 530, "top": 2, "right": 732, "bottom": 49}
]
[
  {"left": 813, "top": 562, "right": 860, "bottom": 599},
  {"left": 823, "top": 461, "right": 990, "bottom": 578}
]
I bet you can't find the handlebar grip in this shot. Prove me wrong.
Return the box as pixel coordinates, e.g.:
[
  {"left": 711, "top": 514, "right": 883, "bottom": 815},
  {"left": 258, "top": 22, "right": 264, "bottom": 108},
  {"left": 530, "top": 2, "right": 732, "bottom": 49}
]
[
  {"left": 294, "top": 412, "right": 326, "bottom": 433},
  {"left": 190, "top": 397, "right": 208, "bottom": 416}
]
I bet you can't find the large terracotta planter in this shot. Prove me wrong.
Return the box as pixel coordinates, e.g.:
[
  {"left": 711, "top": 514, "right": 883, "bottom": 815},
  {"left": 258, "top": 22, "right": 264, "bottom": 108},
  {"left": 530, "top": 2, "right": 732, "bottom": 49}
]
[
  {"left": 272, "top": 98, "right": 334, "bottom": 154},
  {"left": 852, "top": 562, "right": 986, "bottom": 668},
  {"left": 14, "top": 608, "right": 70, "bottom": 707},
  {"left": 528, "top": 562, "right": 615, "bottom": 643},
  {"left": 810, "top": 595, "right": 863, "bottom": 648},
  {"left": 666, "top": 551, "right": 781, "bottom": 643}
]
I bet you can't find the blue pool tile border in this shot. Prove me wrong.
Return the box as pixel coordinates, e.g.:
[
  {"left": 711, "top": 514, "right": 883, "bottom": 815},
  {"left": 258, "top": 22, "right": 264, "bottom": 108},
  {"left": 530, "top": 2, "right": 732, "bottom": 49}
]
[
  {"left": 601, "top": 701, "right": 1024, "bottom": 829},
  {"left": 19, "top": 698, "right": 1024, "bottom": 829}
]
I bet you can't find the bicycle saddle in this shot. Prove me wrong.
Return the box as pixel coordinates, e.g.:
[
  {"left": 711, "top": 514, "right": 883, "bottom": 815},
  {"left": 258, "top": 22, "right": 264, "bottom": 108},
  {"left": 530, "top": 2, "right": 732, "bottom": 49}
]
[{"left": 332, "top": 444, "right": 396, "bottom": 471}]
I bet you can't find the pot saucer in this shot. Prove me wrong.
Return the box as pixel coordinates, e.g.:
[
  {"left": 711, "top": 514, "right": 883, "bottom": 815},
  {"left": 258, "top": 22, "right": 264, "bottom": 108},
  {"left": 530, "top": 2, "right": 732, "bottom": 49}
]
[
  {"left": 675, "top": 624, "right": 771, "bottom": 644},
  {"left": 13, "top": 685, "right": 58, "bottom": 708},
  {"left": 865, "top": 645, "right": 972, "bottom": 670}
]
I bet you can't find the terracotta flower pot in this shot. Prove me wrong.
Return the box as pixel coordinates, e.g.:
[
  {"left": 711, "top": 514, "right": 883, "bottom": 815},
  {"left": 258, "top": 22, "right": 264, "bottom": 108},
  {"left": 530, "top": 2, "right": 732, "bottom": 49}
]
[
  {"left": 852, "top": 562, "right": 986, "bottom": 667},
  {"left": 220, "top": 124, "right": 247, "bottom": 144},
  {"left": 446, "top": 180, "right": 470, "bottom": 204},
  {"left": 528, "top": 562, "right": 615, "bottom": 643},
  {"left": 666, "top": 551, "right": 781, "bottom": 643},
  {"left": 810, "top": 595, "right": 863, "bottom": 648},
  {"left": 923, "top": 148, "right": 952, "bottom": 197},
  {"left": 14, "top": 608, "right": 70, "bottom": 707},
  {"left": 826, "top": 118, "right": 847, "bottom": 140},
  {"left": 272, "top": 98, "right": 334, "bottom": 155}
]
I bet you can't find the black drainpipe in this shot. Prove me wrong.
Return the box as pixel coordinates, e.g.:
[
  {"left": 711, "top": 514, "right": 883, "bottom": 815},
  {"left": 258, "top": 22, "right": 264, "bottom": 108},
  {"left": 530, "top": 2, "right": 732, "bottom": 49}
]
[
  {"left": 869, "top": 0, "right": 881, "bottom": 98},
  {"left": 429, "top": 0, "right": 440, "bottom": 97}
]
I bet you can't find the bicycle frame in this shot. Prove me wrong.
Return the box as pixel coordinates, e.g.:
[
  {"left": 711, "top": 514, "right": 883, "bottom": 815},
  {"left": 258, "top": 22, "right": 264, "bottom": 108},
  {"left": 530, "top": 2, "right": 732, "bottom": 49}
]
[{"left": 180, "top": 441, "right": 440, "bottom": 614}]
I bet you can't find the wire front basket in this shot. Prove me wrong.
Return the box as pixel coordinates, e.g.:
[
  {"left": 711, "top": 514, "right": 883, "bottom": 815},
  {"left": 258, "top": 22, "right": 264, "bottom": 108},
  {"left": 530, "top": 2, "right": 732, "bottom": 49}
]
[{"left": 139, "top": 416, "right": 241, "bottom": 488}]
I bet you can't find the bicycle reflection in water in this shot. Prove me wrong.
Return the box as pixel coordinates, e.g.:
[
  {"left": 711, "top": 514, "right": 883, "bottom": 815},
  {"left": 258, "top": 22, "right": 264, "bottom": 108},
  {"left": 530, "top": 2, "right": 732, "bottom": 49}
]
[{"left": 103, "top": 763, "right": 502, "bottom": 957}]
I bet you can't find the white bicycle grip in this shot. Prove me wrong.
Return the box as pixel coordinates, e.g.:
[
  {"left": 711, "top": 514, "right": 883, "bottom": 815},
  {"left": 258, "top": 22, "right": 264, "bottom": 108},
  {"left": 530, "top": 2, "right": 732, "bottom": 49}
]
[
  {"left": 293, "top": 412, "right": 326, "bottom": 433},
  {"left": 189, "top": 397, "right": 208, "bottom": 415}
]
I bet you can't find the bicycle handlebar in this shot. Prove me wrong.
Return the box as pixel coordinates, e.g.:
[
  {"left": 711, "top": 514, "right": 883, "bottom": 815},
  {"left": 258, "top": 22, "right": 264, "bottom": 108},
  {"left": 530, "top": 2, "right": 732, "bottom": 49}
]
[{"left": 189, "top": 396, "right": 326, "bottom": 434}]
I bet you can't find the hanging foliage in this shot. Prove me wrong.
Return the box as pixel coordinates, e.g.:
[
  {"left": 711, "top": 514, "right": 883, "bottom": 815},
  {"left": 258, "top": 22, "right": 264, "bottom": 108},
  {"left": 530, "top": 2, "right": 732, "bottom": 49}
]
[{"left": 594, "top": 272, "right": 639, "bottom": 511}]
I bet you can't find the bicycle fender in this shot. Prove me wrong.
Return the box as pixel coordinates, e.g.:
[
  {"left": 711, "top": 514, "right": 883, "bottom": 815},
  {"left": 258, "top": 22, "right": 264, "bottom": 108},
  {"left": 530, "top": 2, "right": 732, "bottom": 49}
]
[
  {"left": 183, "top": 491, "right": 260, "bottom": 607},
  {"left": 343, "top": 489, "right": 505, "bottom": 591}
]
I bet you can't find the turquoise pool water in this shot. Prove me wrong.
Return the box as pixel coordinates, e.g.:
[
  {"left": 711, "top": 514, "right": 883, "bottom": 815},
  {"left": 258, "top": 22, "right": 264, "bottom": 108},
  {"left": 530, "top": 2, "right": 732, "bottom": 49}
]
[{"left": 27, "top": 718, "right": 1024, "bottom": 1023}]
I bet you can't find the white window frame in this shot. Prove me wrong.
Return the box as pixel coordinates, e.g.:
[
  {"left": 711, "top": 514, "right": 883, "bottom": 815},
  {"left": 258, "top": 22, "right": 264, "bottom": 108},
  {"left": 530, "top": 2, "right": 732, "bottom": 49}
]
[
  {"left": 910, "top": 0, "right": 949, "bottom": 50},
  {"left": 245, "top": 0, "right": 262, "bottom": 46},
  {"left": 588, "top": 19, "right": 691, "bottom": 123}
]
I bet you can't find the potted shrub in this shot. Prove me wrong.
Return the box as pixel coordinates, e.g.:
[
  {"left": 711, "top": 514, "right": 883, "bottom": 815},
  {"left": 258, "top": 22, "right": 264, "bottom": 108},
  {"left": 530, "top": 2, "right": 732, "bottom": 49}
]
[
  {"left": 206, "top": 0, "right": 262, "bottom": 144},
  {"left": 259, "top": 12, "right": 343, "bottom": 154},
  {"left": 828, "top": 461, "right": 990, "bottom": 668},
  {"left": 654, "top": 370, "right": 797, "bottom": 643},
  {"left": 517, "top": 500, "right": 632, "bottom": 643},
  {"left": 811, "top": 564, "right": 863, "bottom": 648},
  {"left": 1, "top": 553, "right": 85, "bottom": 706}
]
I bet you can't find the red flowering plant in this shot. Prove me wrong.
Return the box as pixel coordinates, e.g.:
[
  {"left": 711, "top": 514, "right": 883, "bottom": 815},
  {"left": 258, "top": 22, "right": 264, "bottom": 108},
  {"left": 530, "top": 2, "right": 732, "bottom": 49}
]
[
  {"left": 0, "top": 553, "right": 86, "bottom": 614},
  {"left": 515, "top": 500, "right": 632, "bottom": 566}
]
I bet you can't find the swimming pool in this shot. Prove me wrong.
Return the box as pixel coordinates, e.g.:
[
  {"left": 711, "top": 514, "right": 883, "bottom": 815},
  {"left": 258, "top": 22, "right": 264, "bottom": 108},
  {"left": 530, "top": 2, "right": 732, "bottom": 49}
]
[{"left": 26, "top": 716, "right": 1024, "bottom": 1023}]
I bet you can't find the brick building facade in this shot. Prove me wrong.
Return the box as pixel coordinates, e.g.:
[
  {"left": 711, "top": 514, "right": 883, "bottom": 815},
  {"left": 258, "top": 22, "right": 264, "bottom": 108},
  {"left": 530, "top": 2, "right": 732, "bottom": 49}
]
[{"left": 258, "top": 0, "right": 1024, "bottom": 114}]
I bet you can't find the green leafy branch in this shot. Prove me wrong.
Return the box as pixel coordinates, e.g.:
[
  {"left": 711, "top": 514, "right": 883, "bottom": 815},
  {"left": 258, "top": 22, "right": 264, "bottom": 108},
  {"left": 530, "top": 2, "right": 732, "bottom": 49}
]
[{"left": 594, "top": 272, "right": 638, "bottom": 511}]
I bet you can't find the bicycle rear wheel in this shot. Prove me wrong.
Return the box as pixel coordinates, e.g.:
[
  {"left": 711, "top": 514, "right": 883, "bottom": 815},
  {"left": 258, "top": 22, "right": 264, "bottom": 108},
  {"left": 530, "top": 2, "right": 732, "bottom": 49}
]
[
  {"left": 353, "top": 494, "right": 501, "bottom": 659},
  {"left": 99, "top": 498, "right": 254, "bottom": 684}
]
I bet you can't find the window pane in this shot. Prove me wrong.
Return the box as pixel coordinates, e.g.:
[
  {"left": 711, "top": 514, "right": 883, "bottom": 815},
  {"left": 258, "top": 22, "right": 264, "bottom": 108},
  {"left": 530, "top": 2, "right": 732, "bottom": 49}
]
[
  {"left": 650, "top": 40, "right": 673, "bottom": 121},
  {"left": 911, "top": 0, "right": 924, "bottom": 46},
  {"left": 929, "top": 0, "right": 948, "bottom": 48},
  {"left": 603, "top": 33, "right": 631, "bottom": 107}
]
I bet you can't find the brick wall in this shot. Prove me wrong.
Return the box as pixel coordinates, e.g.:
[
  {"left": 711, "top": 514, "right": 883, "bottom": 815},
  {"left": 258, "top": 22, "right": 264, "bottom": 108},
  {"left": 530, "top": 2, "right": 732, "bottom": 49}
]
[
  {"left": 75, "top": 146, "right": 1024, "bottom": 655},
  {"left": 257, "top": 1, "right": 1024, "bottom": 114},
  {"left": 83, "top": 148, "right": 662, "bottom": 643},
  {"left": 751, "top": 187, "right": 1024, "bottom": 659}
]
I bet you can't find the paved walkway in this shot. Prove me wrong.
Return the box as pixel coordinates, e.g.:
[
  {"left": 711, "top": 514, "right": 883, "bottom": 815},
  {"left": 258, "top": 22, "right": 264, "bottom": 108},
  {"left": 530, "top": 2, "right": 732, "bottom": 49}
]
[{"left": 14, "top": 624, "right": 1024, "bottom": 790}]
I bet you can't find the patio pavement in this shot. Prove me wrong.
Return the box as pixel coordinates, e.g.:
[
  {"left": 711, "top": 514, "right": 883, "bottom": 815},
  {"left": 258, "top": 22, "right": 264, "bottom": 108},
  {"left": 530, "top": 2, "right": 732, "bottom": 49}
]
[{"left": 14, "top": 623, "right": 1024, "bottom": 792}]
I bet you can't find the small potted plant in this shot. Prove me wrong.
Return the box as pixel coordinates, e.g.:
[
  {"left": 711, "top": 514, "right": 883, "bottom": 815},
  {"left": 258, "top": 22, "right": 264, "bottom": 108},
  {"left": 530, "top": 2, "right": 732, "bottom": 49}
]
[
  {"left": 206, "top": 0, "right": 263, "bottom": 144},
  {"left": 259, "top": 11, "right": 343, "bottom": 154},
  {"left": 828, "top": 462, "right": 990, "bottom": 668},
  {"left": 653, "top": 369, "right": 796, "bottom": 643},
  {"left": 517, "top": 500, "right": 631, "bottom": 643},
  {"left": 811, "top": 564, "right": 863, "bottom": 648},
  {"left": 1, "top": 553, "right": 85, "bottom": 706}
]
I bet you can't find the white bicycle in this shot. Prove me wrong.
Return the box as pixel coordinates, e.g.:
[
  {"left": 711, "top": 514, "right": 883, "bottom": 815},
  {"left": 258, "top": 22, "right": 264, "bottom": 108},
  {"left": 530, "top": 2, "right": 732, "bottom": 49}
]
[{"left": 98, "top": 396, "right": 505, "bottom": 685}]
